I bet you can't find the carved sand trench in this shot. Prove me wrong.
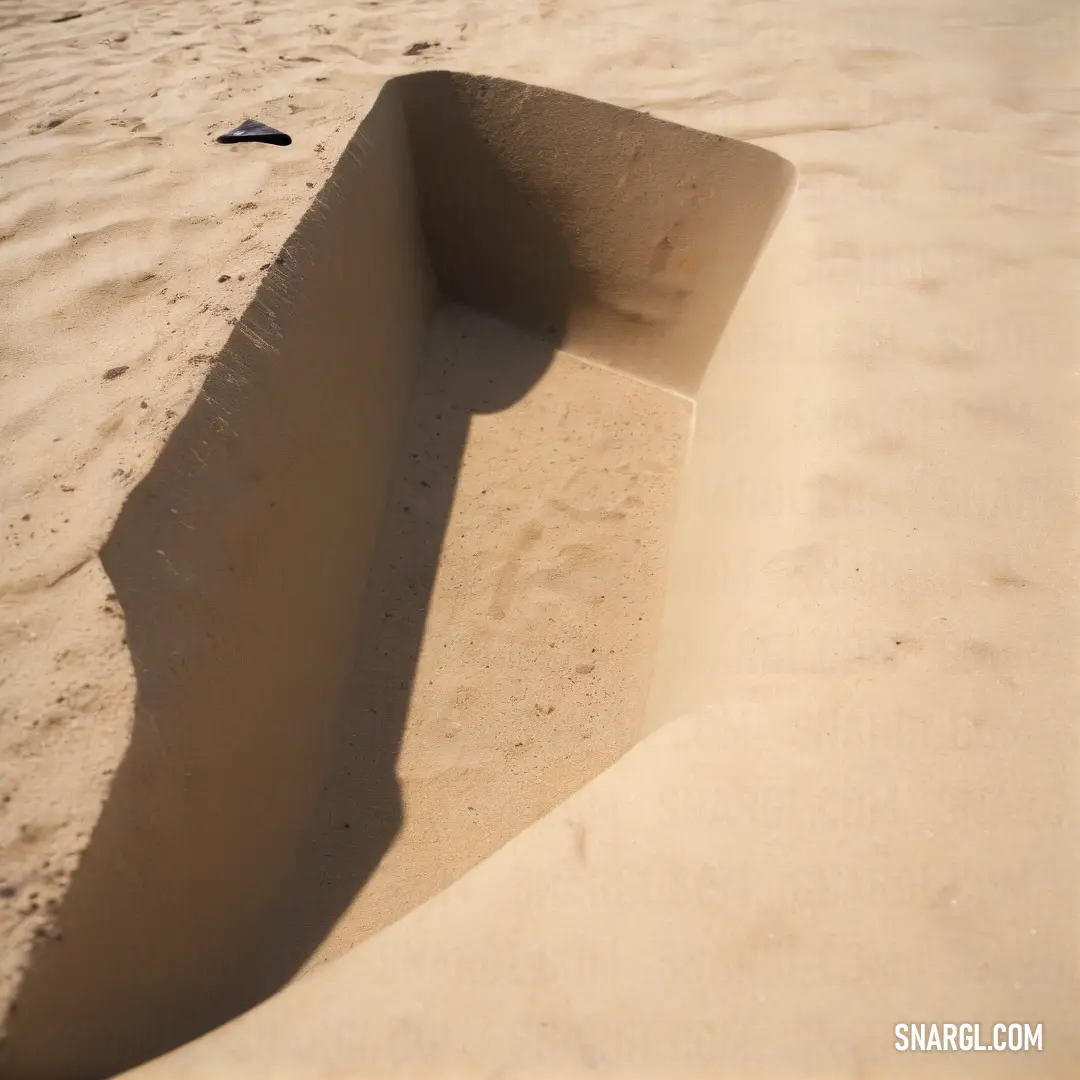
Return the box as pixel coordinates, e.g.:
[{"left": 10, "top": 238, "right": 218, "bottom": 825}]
[{"left": 0, "top": 72, "right": 792, "bottom": 1080}]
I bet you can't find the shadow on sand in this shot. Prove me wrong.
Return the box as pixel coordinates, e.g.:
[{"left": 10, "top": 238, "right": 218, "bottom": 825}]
[{"left": 0, "top": 72, "right": 793, "bottom": 1079}]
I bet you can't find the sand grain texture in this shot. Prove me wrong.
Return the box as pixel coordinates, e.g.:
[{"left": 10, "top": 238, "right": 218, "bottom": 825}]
[
  {"left": 261, "top": 306, "right": 691, "bottom": 974},
  {"left": 1, "top": 0, "right": 1078, "bottom": 1077}
]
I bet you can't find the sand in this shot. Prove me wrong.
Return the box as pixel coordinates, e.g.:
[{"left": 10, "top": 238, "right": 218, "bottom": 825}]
[
  {"left": 2, "top": 59, "right": 780, "bottom": 1075},
  {"left": 1, "top": 0, "right": 1078, "bottom": 1077},
  {"left": 255, "top": 304, "right": 690, "bottom": 975}
]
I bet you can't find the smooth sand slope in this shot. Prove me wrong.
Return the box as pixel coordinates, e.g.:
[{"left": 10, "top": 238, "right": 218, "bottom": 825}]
[
  {"left": 122, "top": 707, "right": 1080, "bottom": 1080},
  {"left": 2, "top": 0, "right": 1079, "bottom": 1077}
]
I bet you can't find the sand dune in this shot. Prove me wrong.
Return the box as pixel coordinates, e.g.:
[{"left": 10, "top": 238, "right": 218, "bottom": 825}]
[{"left": 1, "top": 0, "right": 1077, "bottom": 1077}]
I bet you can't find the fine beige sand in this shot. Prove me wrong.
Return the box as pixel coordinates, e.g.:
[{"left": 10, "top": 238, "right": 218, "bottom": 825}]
[
  {"left": 1, "top": 0, "right": 1078, "bottom": 1077},
  {"left": 1, "top": 35, "right": 785, "bottom": 1078},
  {"left": 258, "top": 304, "right": 691, "bottom": 976}
]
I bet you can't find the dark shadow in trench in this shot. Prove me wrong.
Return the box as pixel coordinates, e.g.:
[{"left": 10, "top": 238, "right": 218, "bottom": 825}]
[
  {"left": 238, "top": 306, "right": 559, "bottom": 986},
  {"left": 0, "top": 77, "right": 568, "bottom": 1080}
]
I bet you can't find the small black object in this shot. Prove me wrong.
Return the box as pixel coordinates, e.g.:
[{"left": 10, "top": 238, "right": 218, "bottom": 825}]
[{"left": 217, "top": 120, "right": 291, "bottom": 146}]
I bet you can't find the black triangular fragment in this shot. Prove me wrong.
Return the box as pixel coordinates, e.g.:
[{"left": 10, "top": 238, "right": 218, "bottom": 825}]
[{"left": 217, "top": 120, "right": 292, "bottom": 146}]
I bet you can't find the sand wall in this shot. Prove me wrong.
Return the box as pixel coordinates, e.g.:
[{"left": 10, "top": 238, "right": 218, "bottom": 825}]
[
  {"left": 1, "top": 74, "right": 792, "bottom": 1079},
  {"left": 0, "top": 85, "right": 436, "bottom": 1079},
  {"left": 643, "top": 196, "right": 807, "bottom": 732},
  {"left": 399, "top": 72, "right": 792, "bottom": 394}
]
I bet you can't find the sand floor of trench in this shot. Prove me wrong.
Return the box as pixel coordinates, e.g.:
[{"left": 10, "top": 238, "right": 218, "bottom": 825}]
[{"left": 256, "top": 301, "right": 692, "bottom": 973}]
